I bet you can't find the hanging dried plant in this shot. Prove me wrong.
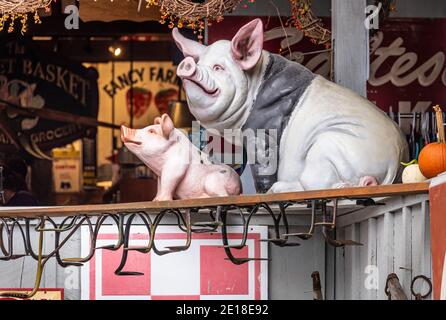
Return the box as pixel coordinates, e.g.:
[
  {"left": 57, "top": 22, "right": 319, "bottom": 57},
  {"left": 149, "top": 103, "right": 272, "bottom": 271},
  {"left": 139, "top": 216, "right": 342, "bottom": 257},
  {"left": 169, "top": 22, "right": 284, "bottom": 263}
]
[
  {"left": 287, "top": 0, "right": 331, "bottom": 48},
  {"left": 0, "top": 1, "right": 52, "bottom": 34},
  {"left": 146, "top": 0, "right": 243, "bottom": 40}
]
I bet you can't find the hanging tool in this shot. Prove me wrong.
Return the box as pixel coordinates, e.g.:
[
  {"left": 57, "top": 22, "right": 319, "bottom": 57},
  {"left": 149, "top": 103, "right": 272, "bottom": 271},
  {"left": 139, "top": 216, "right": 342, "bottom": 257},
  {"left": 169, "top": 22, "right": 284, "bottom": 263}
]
[
  {"left": 410, "top": 275, "right": 432, "bottom": 300},
  {"left": 311, "top": 271, "right": 324, "bottom": 300},
  {"left": 385, "top": 273, "right": 408, "bottom": 300}
]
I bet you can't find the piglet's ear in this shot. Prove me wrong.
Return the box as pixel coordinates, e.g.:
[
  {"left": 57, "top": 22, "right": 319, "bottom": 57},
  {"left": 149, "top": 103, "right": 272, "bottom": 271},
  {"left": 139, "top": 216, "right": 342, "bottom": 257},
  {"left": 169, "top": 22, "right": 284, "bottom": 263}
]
[
  {"left": 172, "top": 28, "right": 206, "bottom": 59},
  {"left": 160, "top": 114, "right": 174, "bottom": 139},
  {"left": 154, "top": 116, "right": 162, "bottom": 125},
  {"left": 231, "top": 18, "right": 264, "bottom": 71}
]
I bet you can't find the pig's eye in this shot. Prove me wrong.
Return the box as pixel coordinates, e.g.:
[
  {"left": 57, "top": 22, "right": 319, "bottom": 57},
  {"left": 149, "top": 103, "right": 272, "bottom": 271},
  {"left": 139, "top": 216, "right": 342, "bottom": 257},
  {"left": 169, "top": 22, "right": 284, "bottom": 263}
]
[
  {"left": 213, "top": 64, "right": 224, "bottom": 71},
  {"left": 148, "top": 129, "right": 156, "bottom": 134}
]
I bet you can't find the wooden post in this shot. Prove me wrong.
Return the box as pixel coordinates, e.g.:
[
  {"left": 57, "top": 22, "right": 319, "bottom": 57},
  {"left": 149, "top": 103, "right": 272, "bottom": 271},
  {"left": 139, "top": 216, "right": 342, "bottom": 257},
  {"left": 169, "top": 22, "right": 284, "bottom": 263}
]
[{"left": 332, "top": 0, "right": 368, "bottom": 97}]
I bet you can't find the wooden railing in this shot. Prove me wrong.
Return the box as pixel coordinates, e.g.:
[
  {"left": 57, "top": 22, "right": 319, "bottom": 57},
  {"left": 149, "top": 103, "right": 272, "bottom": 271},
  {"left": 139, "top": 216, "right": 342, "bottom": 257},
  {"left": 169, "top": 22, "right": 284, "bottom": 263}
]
[{"left": 0, "top": 182, "right": 430, "bottom": 217}]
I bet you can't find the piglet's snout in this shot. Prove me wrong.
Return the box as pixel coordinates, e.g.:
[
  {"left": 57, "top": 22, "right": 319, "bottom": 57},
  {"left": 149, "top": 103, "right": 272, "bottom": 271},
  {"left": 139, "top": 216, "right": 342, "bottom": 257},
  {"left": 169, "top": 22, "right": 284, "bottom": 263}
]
[
  {"left": 177, "top": 56, "right": 196, "bottom": 78},
  {"left": 121, "top": 125, "right": 141, "bottom": 145}
]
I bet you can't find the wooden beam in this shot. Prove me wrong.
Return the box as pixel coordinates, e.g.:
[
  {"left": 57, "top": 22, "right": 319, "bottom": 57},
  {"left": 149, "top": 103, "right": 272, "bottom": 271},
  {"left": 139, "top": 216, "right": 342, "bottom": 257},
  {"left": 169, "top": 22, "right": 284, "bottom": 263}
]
[
  {"left": 0, "top": 182, "right": 430, "bottom": 218},
  {"left": 332, "top": 0, "right": 368, "bottom": 96},
  {"left": 0, "top": 98, "right": 120, "bottom": 130},
  {"left": 25, "top": 17, "right": 172, "bottom": 37}
]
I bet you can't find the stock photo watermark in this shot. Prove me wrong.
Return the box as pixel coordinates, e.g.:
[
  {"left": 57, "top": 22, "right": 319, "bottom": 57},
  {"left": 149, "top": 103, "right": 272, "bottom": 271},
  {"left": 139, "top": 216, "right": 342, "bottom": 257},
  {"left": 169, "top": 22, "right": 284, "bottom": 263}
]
[
  {"left": 364, "top": 265, "right": 379, "bottom": 290},
  {"left": 64, "top": 266, "right": 80, "bottom": 290},
  {"left": 365, "top": 3, "right": 382, "bottom": 30},
  {"left": 190, "top": 121, "right": 279, "bottom": 175},
  {"left": 64, "top": 5, "right": 79, "bottom": 30}
]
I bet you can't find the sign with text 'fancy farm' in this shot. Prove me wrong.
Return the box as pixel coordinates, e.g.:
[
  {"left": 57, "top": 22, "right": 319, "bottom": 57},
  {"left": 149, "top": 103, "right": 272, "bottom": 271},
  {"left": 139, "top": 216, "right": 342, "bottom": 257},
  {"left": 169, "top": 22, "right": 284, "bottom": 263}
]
[
  {"left": 0, "top": 39, "right": 99, "bottom": 154},
  {"left": 95, "top": 62, "right": 179, "bottom": 167},
  {"left": 209, "top": 17, "right": 446, "bottom": 113},
  {"left": 98, "top": 62, "right": 179, "bottom": 129}
]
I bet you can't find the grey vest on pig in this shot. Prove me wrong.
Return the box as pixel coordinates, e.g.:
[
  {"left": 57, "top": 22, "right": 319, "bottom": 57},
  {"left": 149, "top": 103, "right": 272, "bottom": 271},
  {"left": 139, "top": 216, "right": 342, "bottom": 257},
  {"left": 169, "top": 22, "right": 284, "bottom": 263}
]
[{"left": 242, "top": 53, "right": 315, "bottom": 192}]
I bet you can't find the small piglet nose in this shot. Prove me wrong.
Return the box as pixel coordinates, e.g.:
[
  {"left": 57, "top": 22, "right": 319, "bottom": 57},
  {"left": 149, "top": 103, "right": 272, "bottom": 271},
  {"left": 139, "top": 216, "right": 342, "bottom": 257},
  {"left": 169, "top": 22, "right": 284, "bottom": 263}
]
[
  {"left": 121, "top": 125, "right": 136, "bottom": 142},
  {"left": 177, "top": 56, "right": 196, "bottom": 78}
]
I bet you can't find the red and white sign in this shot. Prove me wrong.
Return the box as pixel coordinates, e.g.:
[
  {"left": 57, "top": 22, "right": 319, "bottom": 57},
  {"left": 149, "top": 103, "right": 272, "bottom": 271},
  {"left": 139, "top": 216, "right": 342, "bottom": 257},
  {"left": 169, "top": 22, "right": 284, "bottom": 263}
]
[
  {"left": 80, "top": 225, "right": 268, "bottom": 300},
  {"left": 429, "top": 174, "right": 446, "bottom": 300}
]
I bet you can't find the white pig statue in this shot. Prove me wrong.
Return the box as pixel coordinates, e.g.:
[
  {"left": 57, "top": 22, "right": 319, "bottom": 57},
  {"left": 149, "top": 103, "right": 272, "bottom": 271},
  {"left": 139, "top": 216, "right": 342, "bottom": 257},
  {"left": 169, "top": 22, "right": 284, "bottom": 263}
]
[
  {"left": 173, "top": 19, "right": 409, "bottom": 193},
  {"left": 121, "top": 114, "right": 241, "bottom": 201}
]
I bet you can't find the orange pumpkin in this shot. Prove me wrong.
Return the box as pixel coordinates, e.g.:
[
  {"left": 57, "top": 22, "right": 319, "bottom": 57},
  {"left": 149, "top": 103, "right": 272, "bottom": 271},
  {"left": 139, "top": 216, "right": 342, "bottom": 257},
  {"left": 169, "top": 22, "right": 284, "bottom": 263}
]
[{"left": 418, "top": 105, "right": 446, "bottom": 179}]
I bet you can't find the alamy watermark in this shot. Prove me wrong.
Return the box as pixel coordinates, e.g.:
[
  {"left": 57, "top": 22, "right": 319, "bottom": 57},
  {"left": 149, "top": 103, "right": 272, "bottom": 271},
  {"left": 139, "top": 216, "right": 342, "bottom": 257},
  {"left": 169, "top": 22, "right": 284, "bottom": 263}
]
[
  {"left": 64, "top": 5, "right": 79, "bottom": 30},
  {"left": 64, "top": 3, "right": 383, "bottom": 32},
  {"left": 189, "top": 121, "right": 278, "bottom": 175},
  {"left": 365, "top": 3, "right": 382, "bottom": 30},
  {"left": 364, "top": 264, "right": 379, "bottom": 290},
  {"left": 64, "top": 266, "right": 80, "bottom": 290}
]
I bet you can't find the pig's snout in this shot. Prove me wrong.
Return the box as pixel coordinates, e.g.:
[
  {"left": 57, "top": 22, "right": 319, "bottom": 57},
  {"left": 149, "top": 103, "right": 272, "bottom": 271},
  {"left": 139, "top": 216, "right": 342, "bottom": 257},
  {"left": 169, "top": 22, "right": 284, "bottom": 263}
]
[
  {"left": 177, "top": 57, "right": 218, "bottom": 95},
  {"left": 177, "top": 56, "right": 196, "bottom": 78},
  {"left": 121, "top": 125, "right": 141, "bottom": 145}
]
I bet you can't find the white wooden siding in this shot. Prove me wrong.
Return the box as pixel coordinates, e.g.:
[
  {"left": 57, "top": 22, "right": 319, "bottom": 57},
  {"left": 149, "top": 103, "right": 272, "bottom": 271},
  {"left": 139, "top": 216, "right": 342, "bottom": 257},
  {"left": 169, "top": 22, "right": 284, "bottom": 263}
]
[{"left": 332, "top": 195, "right": 431, "bottom": 300}]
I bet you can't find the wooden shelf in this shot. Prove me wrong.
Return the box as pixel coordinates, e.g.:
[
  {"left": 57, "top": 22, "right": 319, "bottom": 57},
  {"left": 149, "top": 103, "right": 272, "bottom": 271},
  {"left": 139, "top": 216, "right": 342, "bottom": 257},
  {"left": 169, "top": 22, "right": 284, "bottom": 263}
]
[{"left": 0, "top": 182, "right": 430, "bottom": 218}]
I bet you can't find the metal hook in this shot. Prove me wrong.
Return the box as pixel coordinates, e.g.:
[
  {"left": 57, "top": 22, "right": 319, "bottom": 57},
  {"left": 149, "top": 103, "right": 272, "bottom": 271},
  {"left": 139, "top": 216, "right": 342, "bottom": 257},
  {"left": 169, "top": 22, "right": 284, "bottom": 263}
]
[
  {"left": 283, "top": 200, "right": 317, "bottom": 240},
  {"left": 411, "top": 275, "right": 432, "bottom": 300},
  {"left": 0, "top": 217, "right": 46, "bottom": 299},
  {"left": 260, "top": 202, "right": 300, "bottom": 247},
  {"left": 319, "top": 199, "right": 362, "bottom": 247},
  {"left": 220, "top": 208, "right": 269, "bottom": 265}
]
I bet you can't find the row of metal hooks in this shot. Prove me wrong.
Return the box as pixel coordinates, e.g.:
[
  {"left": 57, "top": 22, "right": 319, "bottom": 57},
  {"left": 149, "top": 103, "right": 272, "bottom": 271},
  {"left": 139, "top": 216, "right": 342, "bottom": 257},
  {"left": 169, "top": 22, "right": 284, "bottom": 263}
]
[{"left": 0, "top": 198, "right": 367, "bottom": 299}]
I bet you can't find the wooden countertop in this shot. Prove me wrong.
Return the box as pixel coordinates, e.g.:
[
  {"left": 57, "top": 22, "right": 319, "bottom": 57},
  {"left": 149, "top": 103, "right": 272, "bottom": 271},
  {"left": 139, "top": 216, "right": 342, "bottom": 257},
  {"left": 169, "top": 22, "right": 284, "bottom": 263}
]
[{"left": 0, "top": 182, "right": 430, "bottom": 218}]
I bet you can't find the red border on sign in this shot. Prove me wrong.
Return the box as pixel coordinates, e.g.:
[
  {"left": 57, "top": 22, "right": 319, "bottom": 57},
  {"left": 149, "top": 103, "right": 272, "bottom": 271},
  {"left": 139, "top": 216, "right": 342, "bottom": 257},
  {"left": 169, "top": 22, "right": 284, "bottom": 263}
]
[{"left": 87, "top": 232, "right": 262, "bottom": 300}]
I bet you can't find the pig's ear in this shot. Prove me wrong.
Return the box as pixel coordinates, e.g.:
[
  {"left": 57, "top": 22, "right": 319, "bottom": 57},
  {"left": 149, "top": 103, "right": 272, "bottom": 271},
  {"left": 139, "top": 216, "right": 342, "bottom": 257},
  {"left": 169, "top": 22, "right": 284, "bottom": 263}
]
[
  {"left": 154, "top": 116, "right": 162, "bottom": 125},
  {"left": 231, "top": 18, "right": 264, "bottom": 70},
  {"left": 172, "top": 28, "right": 205, "bottom": 59},
  {"left": 160, "top": 114, "right": 174, "bottom": 139}
]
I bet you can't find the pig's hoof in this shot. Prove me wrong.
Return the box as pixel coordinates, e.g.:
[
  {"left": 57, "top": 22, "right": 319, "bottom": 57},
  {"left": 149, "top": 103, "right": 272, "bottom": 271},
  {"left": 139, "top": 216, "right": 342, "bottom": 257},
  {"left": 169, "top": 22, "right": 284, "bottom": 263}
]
[
  {"left": 359, "top": 176, "right": 378, "bottom": 187},
  {"left": 267, "top": 181, "right": 304, "bottom": 194},
  {"left": 153, "top": 196, "right": 173, "bottom": 202}
]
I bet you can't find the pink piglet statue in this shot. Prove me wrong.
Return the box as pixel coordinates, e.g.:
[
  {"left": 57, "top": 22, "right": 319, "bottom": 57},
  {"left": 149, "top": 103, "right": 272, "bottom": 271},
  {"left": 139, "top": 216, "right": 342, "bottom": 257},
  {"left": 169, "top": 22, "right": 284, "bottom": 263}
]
[{"left": 121, "top": 114, "right": 242, "bottom": 201}]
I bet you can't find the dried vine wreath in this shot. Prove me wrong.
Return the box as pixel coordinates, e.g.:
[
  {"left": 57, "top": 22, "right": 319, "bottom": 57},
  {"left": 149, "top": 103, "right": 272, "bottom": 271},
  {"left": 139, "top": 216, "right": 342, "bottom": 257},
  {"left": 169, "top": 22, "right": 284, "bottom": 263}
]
[
  {"left": 287, "top": 0, "right": 396, "bottom": 49},
  {"left": 288, "top": 0, "right": 331, "bottom": 48},
  {"left": 146, "top": 0, "right": 243, "bottom": 40}
]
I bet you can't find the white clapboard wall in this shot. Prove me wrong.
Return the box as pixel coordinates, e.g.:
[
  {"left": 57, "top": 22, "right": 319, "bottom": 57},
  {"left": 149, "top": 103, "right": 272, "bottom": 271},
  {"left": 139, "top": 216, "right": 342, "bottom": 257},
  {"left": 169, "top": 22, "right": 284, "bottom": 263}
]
[{"left": 326, "top": 194, "right": 431, "bottom": 300}]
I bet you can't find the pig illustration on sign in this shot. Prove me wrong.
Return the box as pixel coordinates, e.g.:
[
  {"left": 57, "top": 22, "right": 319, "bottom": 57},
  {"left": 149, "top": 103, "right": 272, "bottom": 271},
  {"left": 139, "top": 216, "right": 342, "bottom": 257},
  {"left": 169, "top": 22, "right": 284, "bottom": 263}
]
[
  {"left": 121, "top": 114, "right": 241, "bottom": 201},
  {"left": 173, "top": 19, "right": 408, "bottom": 193}
]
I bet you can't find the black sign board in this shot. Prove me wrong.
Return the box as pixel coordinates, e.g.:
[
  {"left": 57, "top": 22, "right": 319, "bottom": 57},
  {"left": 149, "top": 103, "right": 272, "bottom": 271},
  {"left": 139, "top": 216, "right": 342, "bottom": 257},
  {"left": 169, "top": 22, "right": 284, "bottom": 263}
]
[{"left": 0, "top": 39, "right": 99, "bottom": 155}]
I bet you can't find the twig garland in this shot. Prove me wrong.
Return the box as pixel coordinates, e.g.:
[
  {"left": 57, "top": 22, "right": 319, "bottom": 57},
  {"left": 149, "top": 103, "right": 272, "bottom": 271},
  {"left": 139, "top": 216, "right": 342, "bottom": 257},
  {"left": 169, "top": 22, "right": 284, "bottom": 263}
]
[
  {"left": 0, "top": 1, "right": 51, "bottom": 34},
  {"left": 287, "top": 0, "right": 331, "bottom": 48},
  {"left": 146, "top": 0, "right": 245, "bottom": 41},
  {"left": 287, "top": 0, "right": 397, "bottom": 49}
]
